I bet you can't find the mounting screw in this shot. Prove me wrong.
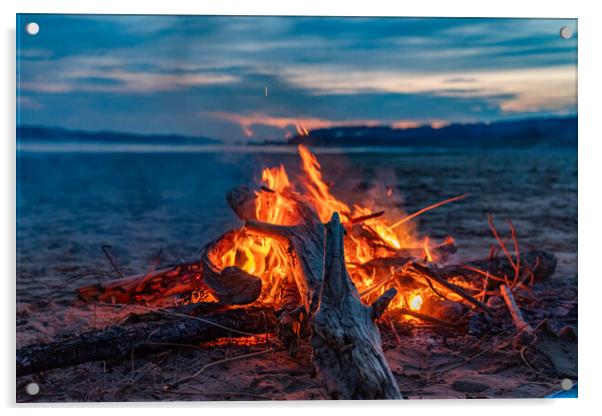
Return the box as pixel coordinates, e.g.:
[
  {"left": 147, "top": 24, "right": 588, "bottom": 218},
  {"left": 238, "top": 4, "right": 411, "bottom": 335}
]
[
  {"left": 559, "top": 26, "right": 573, "bottom": 39},
  {"left": 561, "top": 378, "right": 574, "bottom": 391},
  {"left": 25, "top": 22, "right": 40, "bottom": 36},
  {"left": 25, "top": 382, "right": 40, "bottom": 396}
]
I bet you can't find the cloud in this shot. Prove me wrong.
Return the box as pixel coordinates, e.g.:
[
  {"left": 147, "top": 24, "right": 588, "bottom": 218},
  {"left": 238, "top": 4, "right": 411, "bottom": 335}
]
[
  {"left": 19, "top": 54, "right": 239, "bottom": 94},
  {"left": 281, "top": 65, "right": 575, "bottom": 114},
  {"left": 16, "top": 14, "right": 577, "bottom": 141},
  {"left": 445, "top": 77, "right": 477, "bottom": 84}
]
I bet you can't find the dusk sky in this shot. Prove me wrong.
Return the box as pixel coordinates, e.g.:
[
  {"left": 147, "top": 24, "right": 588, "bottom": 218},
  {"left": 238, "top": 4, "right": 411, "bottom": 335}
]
[{"left": 17, "top": 15, "right": 577, "bottom": 142}]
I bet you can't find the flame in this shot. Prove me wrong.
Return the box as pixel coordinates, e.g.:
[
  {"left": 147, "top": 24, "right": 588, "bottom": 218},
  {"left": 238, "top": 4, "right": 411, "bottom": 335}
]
[
  {"left": 423, "top": 236, "right": 433, "bottom": 263},
  {"left": 298, "top": 144, "right": 416, "bottom": 256},
  {"left": 261, "top": 165, "right": 290, "bottom": 192},
  {"left": 215, "top": 165, "right": 297, "bottom": 304},
  {"left": 212, "top": 143, "right": 460, "bottom": 320},
  {"left": 298, "top": 144, "right": 351, "bottom": 222},
  {"left": 408, "top": 293, "right": 423, "bottom": 311},
  {"left": 256, "top": 165, "right": 296, "bottom": 225}
]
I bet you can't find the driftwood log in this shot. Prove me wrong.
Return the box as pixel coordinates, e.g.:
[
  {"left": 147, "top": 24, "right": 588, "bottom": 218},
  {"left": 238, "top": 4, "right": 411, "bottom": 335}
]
[
  {"left": 228, "top": 185, "right": 401, "bottom": 399},
  {"left": 310, "top": 214, "right": 401, "bottom": 399},
  {"left": 17, "top": 307, "right": 276, "bottom": 377}
]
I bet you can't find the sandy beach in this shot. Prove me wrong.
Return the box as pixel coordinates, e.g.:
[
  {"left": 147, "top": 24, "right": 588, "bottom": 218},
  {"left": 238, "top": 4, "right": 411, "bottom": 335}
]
[{"left": 16, "top": 146, "right": 577, "bottom": 401}]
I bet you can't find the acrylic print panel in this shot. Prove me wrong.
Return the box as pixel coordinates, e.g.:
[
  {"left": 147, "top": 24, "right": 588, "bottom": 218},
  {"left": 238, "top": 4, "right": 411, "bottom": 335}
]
[{"left": 16, "top": 14, "right": 577, "bottom": 402}]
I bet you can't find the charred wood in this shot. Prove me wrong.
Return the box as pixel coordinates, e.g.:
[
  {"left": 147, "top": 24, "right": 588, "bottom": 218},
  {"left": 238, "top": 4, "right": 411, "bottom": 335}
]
[{"left": 17, "top": 307, "right": 276, "bottom": 377}]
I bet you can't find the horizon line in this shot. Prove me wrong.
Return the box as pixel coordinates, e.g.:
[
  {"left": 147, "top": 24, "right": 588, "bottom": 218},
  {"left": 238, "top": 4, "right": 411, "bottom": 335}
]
[{"left": 17, "top": 113, "right": 577, "bottom": 142}]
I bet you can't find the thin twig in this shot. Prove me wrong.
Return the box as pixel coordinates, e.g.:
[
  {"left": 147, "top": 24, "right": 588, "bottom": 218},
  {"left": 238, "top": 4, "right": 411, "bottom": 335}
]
[
  {"left": 102, "top": 245, "right": 125, "bottom": 278},
  {"left": 405, "top": 263, "right": 493, "bottom": 315},
  {"left": 134, "top": 248, "right": 164, "bottom": 292},
  {"left": 519, "top": 346, "right": 541, "bottom": 374},
  {"left": 480, "top": 271, "right": 490, "bottom": 302},
  {"left": 461, "top": 265, "right": 509, "bottom": 284},
  {"left": 425, "top": 276, "right": 450, "bottom": 300},
  {"left": 359, "top": 262, "right": 411, "bottom": 298},
  {"left": 487, "top": 214, "right": 518, "bottom": 274},
  {"left": 391, "top": 194, "right": 469, "bottom": 230},
  {"left": 349, "top": 210, "right": 385, "bottom": 225},
  {"left": 500, "top": 284, "right": 532, "bottom": 332},
  {"left": 507, "top": 219, "right": 521, "bottom": 287}
]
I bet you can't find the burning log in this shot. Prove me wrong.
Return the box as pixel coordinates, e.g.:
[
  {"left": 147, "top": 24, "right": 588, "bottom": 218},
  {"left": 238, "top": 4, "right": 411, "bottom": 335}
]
[
  {"left": 200, "top": 230, "right": 263, "bottom": 305},
  {"left": 76, "top": 262, "right": 204, "bottom": 305},
  {"left": 346, "top": 224, "right": 457, "bottom": 262},
  {"left": 17, "top": 306, "right": 276, "bottom": 377},
  {"left": 76, "top": 232, "right": 263, "bottom": 307},
  {"left": 230, "top": 186, "right": 326, "bottom": 315}
]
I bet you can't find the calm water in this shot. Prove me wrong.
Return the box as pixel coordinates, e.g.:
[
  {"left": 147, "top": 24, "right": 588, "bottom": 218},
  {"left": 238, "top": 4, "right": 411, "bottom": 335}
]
[{"left": 16, "top": 145, "right": 577, "bottom": 302}]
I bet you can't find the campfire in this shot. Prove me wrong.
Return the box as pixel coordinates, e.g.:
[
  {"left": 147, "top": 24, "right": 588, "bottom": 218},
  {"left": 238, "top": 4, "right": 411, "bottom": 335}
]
[
  {"left": 18, "top": 144, "right": 573, "bottom": 400},
  {"left": 78, "top": 144, "right": 471, "bottom": 313},
  {"left": 210, "top": 144, "right": 461, "bottom": 312}
]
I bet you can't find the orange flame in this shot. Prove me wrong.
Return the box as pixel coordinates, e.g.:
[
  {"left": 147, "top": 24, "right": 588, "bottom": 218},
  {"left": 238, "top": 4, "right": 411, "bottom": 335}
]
[
  {"left": 423, "top": 236, "right": 433, "bottom": 263},
  {"left": 213, "top": 144, "right": 458, "bottom": 316},
  {"left": 298, "top": 144, "right": 351, "bottom": 222}
]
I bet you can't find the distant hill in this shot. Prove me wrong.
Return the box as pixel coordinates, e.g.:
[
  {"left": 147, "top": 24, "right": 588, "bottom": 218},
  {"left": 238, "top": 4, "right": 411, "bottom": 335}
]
[
  {"left": 17, "top": 125, "right": 219, "bottom": 145},
  {"left": 288, "top": 116, "right": 577, "bottom": 148}
]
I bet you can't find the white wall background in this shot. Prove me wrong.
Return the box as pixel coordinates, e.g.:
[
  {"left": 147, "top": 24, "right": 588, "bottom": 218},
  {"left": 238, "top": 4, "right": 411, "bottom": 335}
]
[{"left": 2, "top": 0, "right": 599, "bottom": 414}]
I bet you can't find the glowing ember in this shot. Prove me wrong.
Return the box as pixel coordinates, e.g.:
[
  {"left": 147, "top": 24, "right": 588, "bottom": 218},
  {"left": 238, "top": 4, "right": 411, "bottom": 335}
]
[
  {"left": 200, "top": 335, "right": 267, "bottom": 348},
  {"left": 408, "top": 294, "right": 423, "bottom": 311}
]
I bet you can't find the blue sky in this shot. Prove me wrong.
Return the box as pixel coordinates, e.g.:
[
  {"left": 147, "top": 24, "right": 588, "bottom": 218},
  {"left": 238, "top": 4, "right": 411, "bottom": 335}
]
[{"left": 17, "top": 15, "right": 577, "bottom": 142}]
